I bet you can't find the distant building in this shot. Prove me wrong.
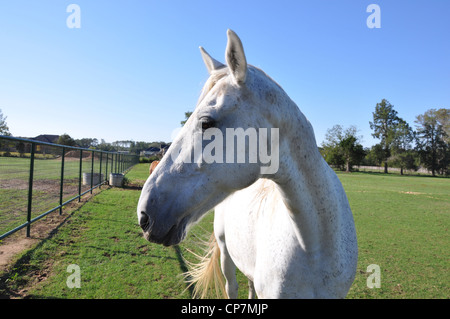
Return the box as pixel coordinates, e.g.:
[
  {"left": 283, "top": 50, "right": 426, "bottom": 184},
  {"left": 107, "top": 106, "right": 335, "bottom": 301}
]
[
  {"left": 140, "top": 147, "right": 161, "bottom": 157},
  {"left": 31, "top": 134, "right": 59, "bottom": 144}
]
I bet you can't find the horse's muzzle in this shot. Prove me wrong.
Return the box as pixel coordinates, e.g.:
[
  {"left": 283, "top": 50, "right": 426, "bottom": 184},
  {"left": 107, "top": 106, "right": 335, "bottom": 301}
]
[
  {"left": 139, "top": 211, "right": 151, "bottom": 231},
  {"left": 139, "top": 211, "right": 185, "bottom": 246}
]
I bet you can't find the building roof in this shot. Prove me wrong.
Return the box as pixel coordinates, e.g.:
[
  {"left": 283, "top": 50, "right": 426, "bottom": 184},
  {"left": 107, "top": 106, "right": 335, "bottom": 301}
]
[
  {"left": 144, "top": 147, "right": 161, "bottom": 152},
  {"left": 32, "top": 134, "right": 59, "bottom": 144}
]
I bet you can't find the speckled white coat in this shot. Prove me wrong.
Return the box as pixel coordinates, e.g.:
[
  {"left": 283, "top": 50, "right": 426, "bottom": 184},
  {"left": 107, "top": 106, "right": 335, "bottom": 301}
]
[{"left": 137, "top": 30, "right": 357, "bottom": 298}]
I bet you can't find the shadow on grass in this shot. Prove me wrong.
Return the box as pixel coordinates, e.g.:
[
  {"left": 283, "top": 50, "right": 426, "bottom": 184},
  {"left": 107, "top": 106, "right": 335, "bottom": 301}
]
[
  {"left": 0, "top": 210, "right": 76, "bottom": 299},
  {"left": 0, "top": 192, "right": 195, "bottom": 299},
  {"left": 173, "top": 245, "right": 194, "bottom": 298},
  {"left": 122, "top": 184, "right": 143, "bottom": 191}
]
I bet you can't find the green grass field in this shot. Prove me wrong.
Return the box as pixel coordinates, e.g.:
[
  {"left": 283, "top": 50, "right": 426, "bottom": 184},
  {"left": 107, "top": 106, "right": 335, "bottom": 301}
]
[
  {"left": 0, "top": 164, "right": 448, "bottom": 299},
  {"left": 0, "top": 156, "right": 102, "bottom": 181},
  {"left": 0, "top": 155, "right": 124, "bottom": 239}
]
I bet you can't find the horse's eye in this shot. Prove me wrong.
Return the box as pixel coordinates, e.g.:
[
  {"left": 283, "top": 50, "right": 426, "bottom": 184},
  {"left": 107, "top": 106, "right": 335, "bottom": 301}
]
[{"left": 201, "top": 118, "right": 216, "bottom": 130}]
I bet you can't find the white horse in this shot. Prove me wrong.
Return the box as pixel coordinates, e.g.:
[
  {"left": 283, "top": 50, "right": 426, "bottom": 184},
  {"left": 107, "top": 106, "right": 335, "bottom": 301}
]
[{"left": 137, "top": 30, "right": 358, "bottom": 299}]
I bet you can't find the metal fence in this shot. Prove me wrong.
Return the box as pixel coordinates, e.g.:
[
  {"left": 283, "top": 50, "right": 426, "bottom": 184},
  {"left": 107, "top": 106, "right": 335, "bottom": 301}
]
[
  {"left": 355, "top": 165, "right": 430, "bottom": 174},
  {"left": 0, "top": 135, "right": 139, "bottom": 240}
]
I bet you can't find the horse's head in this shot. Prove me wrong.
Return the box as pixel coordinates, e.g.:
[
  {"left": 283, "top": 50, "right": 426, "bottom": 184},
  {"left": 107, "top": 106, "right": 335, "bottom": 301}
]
[{"left": 137, "top": 30, "right": 282, "bottom": 246}]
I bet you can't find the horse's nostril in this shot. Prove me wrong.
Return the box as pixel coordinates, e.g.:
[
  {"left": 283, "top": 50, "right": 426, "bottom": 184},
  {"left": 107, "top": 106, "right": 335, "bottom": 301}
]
[{"left": 140, "top": 212, "right": 150, "bottom": 230}]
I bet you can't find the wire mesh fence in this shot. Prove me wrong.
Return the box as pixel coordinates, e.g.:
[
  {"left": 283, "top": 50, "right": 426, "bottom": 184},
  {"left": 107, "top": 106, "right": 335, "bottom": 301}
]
[{"left": 0, "top": 135, "right": 139, "bottom": 240}]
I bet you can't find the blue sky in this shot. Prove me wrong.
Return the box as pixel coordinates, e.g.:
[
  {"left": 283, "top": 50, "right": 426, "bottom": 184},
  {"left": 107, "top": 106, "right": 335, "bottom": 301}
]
[{"left": 0, "top": 1, "right": 449, "bottom": 147}]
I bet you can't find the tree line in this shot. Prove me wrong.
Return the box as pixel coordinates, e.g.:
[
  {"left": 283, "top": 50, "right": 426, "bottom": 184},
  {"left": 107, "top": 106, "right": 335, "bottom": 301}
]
[
  {"left": 321, "top": 100, "right": 449, "bottom": 176},
  {"left": 2, "top": 104, "right": 449, "bottom": 176},
  {"left": 0, "top": 110, "right": 168, "bottom": 157},
  {"left": 56, "top": 134, "right": 169, "bottom": 156}
]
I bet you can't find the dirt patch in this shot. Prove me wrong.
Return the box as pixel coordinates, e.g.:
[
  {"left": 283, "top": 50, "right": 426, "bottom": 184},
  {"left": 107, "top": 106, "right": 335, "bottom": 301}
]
[
  {"left": 0, "top": 178, "right": 93, "bottom": 241},
  {"left": 0, "top": 212, "right": 71, "bottom": 273},
  {"left": 0, "top": 238, "right": 38, "bottom": 270},
  {"left": 0, "top": 178, "right": 81, "bottom": 193},
  {"left": 0, "top": 179, "right": 29, "bottom": 191},
  {"left": 400, "top": 191, "right": 425, "bottom": 195},
  {"left": 0, "top": 189, "right": 101, "bottom": 298}
]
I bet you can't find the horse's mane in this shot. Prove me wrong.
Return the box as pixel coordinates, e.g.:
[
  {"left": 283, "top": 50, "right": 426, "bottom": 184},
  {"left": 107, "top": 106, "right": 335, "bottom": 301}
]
[
  {"left": 197, "top": 69, "right": 229, "bottom": 107},
  {"left": 250, "top": 178, "right": 281, "bottom": 215}
]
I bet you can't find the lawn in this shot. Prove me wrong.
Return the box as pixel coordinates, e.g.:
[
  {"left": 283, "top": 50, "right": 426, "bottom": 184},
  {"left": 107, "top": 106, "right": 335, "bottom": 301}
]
[
  {"left": 0, "top": 156, "right": 102, "bottom": 181},
  {"left": 0, "top": 155, "right": 126, "bottom": 239},
  {"left": 0, "top": 164, "right": 448, "bottom": 299},
  {"left": 340, "top": 172, "right": 449, "bottom": 298}
]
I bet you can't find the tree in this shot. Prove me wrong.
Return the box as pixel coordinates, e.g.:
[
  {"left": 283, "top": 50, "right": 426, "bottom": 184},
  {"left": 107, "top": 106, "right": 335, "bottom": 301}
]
[
  {"left": 339, "top": 135, "right": 366, "bottom": 172},
  {"left": 389, "top": 119, "right": 417, "bottom": 175},
  {"left": 415, "top": 109, "right": 449, "bottom": 176},
  {"left": 97, "top": 139, "right": 116, "bottom": 152},
  {"left": 0, "top": 108, "right": 11, "bottom": 136},
  {"left": 365, "top": 144, "right": 385, "bottom": 166},
  {"left": 16, "top": 142, "right": 26, "bottom": 157},
  {"left": 369, "top": 99, "right": 403, "bottom": 173},
  {"left": 112, "top": 140, "right": 134, "bottom": 152},
  {"left": 388, "top": 151, "right": 418, "bottom": 175},
  {"left": 181, "top": 111, "right": 192, "bottom": 126},
  {"left": 321, "top": 125, "right": 365, "bottom": 172},
  {"left": 75, "top": 138, "right": 99, "bottom": 149},
  {"left": 434, "top": 108, "right": 450, "bottom": 144},
  {"left": 57, "top": 133, "right": 77, "bottom": 147},
  {"left": 321, "top": 144, "right": 345, "bottom": 170}
]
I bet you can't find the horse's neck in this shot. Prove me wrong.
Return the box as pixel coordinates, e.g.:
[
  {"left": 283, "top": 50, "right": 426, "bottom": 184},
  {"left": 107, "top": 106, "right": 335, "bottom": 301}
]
[{"left": 273, "top": 102, "right": 342, "bottom": 254}]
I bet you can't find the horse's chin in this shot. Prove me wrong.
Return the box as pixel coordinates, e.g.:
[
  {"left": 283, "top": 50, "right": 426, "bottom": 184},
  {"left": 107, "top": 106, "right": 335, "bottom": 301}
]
[
  {"left": 143, "top": 221, "right": 187, "bottom": 247},
  {"left": 141, "top": 208, "right": 209, "bottom": 246},
  {"left": 162, "top": 224, "right": 187, "bottom": 246}
]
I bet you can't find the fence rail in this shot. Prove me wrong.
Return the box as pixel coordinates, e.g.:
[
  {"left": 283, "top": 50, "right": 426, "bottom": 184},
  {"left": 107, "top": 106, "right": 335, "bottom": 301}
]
[
  {"left": 355, "top": 165, "right": 430, "bottom": 174},
  {"left": 0, "top": 135, "right": 139, "bottom": 240}
]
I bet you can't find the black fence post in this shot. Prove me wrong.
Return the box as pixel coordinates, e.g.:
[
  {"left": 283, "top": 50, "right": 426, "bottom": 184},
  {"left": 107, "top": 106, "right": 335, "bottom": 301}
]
[
  {"left": 59, "top": 147, "right": 65, "bottom": 215},
  {"left": 78, "top": 149, "right": 83, "bottom": 202},
  {"left": 0, "top": 135, "right": 140, "bottom": 241},
  {"left": 90, "top": 150, "right": 94, "bottom": 194},
  {"left": 106, "top": 153, "right": 109, "bottom": 185},
  {"left": 99, "top": 152, "right": 103, "bottom": 188},
  {"left": 114, "top": 153, "right": 117, "bottom": 174},
  {"left": 26, "top": 143, "right": 36, "bottom": 237}
]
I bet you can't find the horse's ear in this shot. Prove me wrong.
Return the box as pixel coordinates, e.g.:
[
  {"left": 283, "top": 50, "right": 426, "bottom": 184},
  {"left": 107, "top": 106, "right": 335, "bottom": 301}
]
[
  {"left": 200, "top": 46, "right": 225, "bottom": 74},
  {"left": 225, "top": 29, "right": 247, "bottom": 84}
]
